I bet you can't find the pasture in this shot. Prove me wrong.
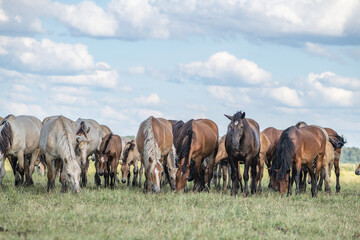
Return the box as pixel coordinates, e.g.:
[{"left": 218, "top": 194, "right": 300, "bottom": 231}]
[{"left": 1, "top": 162, "right": 360, "bottom": 240}]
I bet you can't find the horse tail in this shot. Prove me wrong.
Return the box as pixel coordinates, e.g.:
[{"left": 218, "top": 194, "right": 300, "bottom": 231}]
[
  {"left": 143, "top": 117, "right": 161, "bottom": 171},
  {"left": 179, "top": 120, "right": 195, "bottom": 174},
  {"left": 58, "top": 116, "right": 76, "bottom": 162},
  {"left": 0, "top": 120, "right": 13, "bottom": 156},
  {"left": 329, "top": 134, "right": 346, "bottom": 149},
  {"left": 271, "top": 127, "right": 295, "bottom": 180},
  {"left": 102, "top": 133, "right": 113, "bottom": 154}
]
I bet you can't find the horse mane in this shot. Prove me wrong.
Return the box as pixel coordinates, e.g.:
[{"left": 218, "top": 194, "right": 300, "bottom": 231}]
[
  {"left": 270, "top": 126, "right": 295, "bottom": 180},
  {"left": 102, "top": 133, "right": 113, "bottom": 155},
  {"left": 123, "top": 140, "right": 135, "bottom": 163},
  {"left": 329, "top": 134, "right": 346, "bottom": 149},
  {"left": 0, "top": 118, "right": 13, "bottom": 155},
  {"left": 58, "top": 116, "right": 76, "bottom": 162},
  {"left": 76, "top": 121, "right": 88, "bottom": 138},
  {"left": 177, "top": 120, "right": 195, "bottom": 174},
  {"left": 143, "top": 117, "right": 161, "bottom": 172},
  {"left": 233, "top": 111, "right": 245, "bottom": 121}
]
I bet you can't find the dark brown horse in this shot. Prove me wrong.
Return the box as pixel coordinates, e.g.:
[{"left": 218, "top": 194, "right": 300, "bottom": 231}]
[
  {"left": 356, "top": 165, "right": 360, "bottom": 176},
  {"left": 270, "top": 125, "right": 327, "bottom": 197},
  {"left": 225, "top": 111, "right": 260, "bottom": 197},
  {"left": 260, "top": 127, "right": 283, "bottom": 190},
  {"left": 136, "top": 116, "right": 174, "bottom": 193},
  {"left": 175, "top": 119, "right": 218, "bottom": 192},
  {"left": 98, "top": 133, "right": 122, "bottom": 189}
]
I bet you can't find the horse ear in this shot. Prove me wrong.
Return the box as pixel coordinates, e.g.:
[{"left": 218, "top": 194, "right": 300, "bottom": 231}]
[
  {"left": 241, "top": 112, "right": 245, "bottom": 119},
  {"left": 224, "top": 114, "right": 232, "bottom": 121}
]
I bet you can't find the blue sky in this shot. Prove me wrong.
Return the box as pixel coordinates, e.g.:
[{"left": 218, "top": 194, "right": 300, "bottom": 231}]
[{"left": 0, "top": 0, "right": 360, "bottom": 146}]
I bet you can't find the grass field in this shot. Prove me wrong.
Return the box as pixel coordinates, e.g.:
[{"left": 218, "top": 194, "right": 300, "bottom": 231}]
[{"left": 1, "top": 162, "right": 360, "bottom": 240}]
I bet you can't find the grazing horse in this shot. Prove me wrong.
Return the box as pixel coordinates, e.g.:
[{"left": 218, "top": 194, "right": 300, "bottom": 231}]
[
  {"left": 0, "top": 115, "right": 42, "bottom": 186},
  {"left": 40, "top": 116, "right": 81, "bottom": 193},
  {"left": 356, "top": 165, "right": 360, "bottom": 176},
  {"left": 136, "top": 116, "right": 174, "bottom": 193},
  {"left": 175, "top": 119, "right": 218, "bottom": 192},
  {"left": 75, "top": 118, "right": 103, "bottom": 187},
  {"left": 98, "top": 133, "right": 122, "bottom": 189},
  {"left": 270, "top": 125, "right": 327, "bottom": 197},
  {"left": 121, "top": 140, "right": 144, "bottom": 187},
  {"left": 225, "top": 111, "right": 260, "bottom": 197},
  {"left": 260, "top": 127, "right": 283, "bottom": 189}
]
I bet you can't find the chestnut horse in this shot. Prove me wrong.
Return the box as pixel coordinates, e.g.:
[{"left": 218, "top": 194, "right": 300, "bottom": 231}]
[
  {"left": 136, "top": 116, "right": 174, "bottom": 193},
  {"left": 175, "top": 119, "right": 218, "bottom": 192},
  {"left": 225, "top": 111, "right": 260, "bottom": 197},
  {"left": 270, "top": 125, "right": 327, "bottom": 197},
  {"left": 260, "top": 127, "right": 283, "bottom": 189},
  {"left": 121, "top": 140, "right": 144, "bottom": 187},
  {"left": 97, "top": 133, "right": 122, "bottom": 189}
]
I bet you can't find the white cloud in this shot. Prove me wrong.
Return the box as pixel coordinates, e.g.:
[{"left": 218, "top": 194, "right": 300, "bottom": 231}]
[
  {"left": 306, "top": 72, "right": 355, "bottom": 106},
  {"left": 135, "top": 93, "right": 161, "bottom": 106},
  {"left": 0, "top": 36, "right": 94, "bottom": 74},
  {"left": 304, "top": 42, "right": 337, "bottom": 60},
  {"left": 2, "top": 101, "right": 46, "bottom": 118},
  {"left": 269, "top": 87, "right": 302, "bottom": 107},
  {"left": 179, "top": 52, "right": 271, "bottom": 86},
  {"left": 128, "top": 66, "right": 146, "bottom": 75}
]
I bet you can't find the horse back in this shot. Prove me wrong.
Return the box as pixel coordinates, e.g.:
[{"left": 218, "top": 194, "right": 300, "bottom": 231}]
[
  {"left": 262, "top": 127, "right": 283, "bottom": 156},
  {"left": 295, "top": 126, "right": 327, "bottom": 161},
  {"left": 192, "top": 119, "right": 218, "bottom": 156}
]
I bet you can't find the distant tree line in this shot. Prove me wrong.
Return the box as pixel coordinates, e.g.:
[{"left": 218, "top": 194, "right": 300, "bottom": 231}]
[{"left": 340, "top": 147, "right": 360, "bottom": 164}]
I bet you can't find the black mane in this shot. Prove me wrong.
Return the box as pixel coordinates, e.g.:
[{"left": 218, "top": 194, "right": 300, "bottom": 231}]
[
  {"left": 270, "top": 126, "right": 295, "bottom": 180},
  {"left": 176, "top": 120, "right": 195, "bottom": 174},
  {"left": 0, "top": 119, "right": 13, "bottom": 155},
  {"left": 233, "top": 111, "right": 245, "bottom": 121},
  {"left": 123, "top": 140, "right": 135, "bottom": 162},
  {"left": 102, "top": 133, "right": 113, "bottom": 155}
]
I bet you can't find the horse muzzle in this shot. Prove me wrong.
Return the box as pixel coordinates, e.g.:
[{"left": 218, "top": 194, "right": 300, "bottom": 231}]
[
  {"left": 355, "top": 169, "right": 360, "bottom": 176},
  {"left": 121, "top": 178, "right": 126, "bottom": 184}
]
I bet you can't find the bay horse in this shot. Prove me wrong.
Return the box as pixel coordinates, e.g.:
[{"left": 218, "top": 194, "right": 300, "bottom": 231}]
[
  {"left": 136, "top": 116, "right": 174, "bottom": 193},
  {"left": 260, "top": 127, "right": 283, "bottom": 190},
  {"left": 270, "top": 125, "right": 327, "bottom": 197},
  {"left": 225, "top": 111, "right": 260, "bottom": 197},
  {"left": 296, "top": 122, "right": 346, "bottom": 193},
  {"left": 0, "top": 115, "right": 42, "bottom": 186},
  {"left": 175, "top": 119, "right": 218, "bottom": 192},
  {"left": 97, "top": 133, "right": 122, "bottom": 189},
  {"left": 121, "top": 140, "right": 144, "bottom": 187},
  {"left": 40, "top": 116, "right": 81, "bottom": 193}
]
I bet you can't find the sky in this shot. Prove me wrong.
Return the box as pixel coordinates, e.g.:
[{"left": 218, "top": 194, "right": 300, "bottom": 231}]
[{"left": 0, "top": 0, "right": 360, "bottom": 147}]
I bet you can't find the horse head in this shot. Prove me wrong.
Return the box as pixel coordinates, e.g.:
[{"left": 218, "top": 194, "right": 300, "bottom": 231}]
[
  {"left": 120, "top": 141, "right": 135, "bottom": 184},
  {"left": 65, "top": 158, "right": 81, "bottom": 193},
  {"left": 75, "top": 135, "right": 93, "bottom": 167},
  {"left": 148, "top": 157, "right": 163, "bottom": 193},
  {"left": 98, "top": 153, "right": 109, "bottom": 176},
  {"left": 225, "top": 111, "right": 246, "bottom": 150},
  {"left": 355, "top": 164, "right": 360, "bottom": 176}
]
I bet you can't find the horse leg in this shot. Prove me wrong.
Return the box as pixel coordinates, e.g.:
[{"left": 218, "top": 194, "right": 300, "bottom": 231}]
[
  {"left": 0, "top": 158, "right": 5, "bottom": 185},
  {"left": 222, "top": 163, "right": 228, "bottom": 194},
  {"left": 16, "top": 151, "right": 25, "bottom": 185},
  {"left": 94, "top": 158, "right": 101, "bottom": 186},
  {"left": 192, "top": 158, "right": 202, "bottom": 192},
  {"left": 127, "top": 170, "right": 131, "bottom": 187},
  {"left": 139, "top": 162, "right": 144, "bottom": 188},
  {"left": 317, "top": 167, "right": 325, "bottom": 191},
  {"left": 229, "top": 158, "right": 239, "bottom": 196},
  {"left": 250, "top": 156, "right": 257, "bottom": 194},
  {"left": 60, "top": 162, "right": 68, "bottom": 193},
  {"left": 45, "top": 154, "right": 55, "bottom": 192},
  {"left": 132, "top": 164, "right": 138, "bottom": 187},
  {"left": 324, "top": 164, "right": 331, "bottom": 194},
  {"left": 25, "top": 149, "right": 39, "bottom": 186},
  {"left": 308, "top": 164, "right": 316, "bottom": 198},
  {"left": 256, "top": 154, "right": 264, "bottom": 194},
  {"left": 227, "top": 163, "right": 232, "bottom": 189},
  {"left": 81, "top": 157, "right": 89, "bottom": 188},
  {"left": 294, "top": 162, "right": 301, "bottom": 195},
  {"left": 334, "top": 157, "right": 340, "bottom": 193},
  {"left": 243, "top": 157, "right": 252, "bottom": 197},
  {"left": 205, "top": 150, "right": 216, "bottom": 190}
]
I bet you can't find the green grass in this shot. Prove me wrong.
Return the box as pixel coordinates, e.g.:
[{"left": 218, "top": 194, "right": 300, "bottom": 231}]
[{"left": 1, "top": 162, "right": 360, "bottom": 240}]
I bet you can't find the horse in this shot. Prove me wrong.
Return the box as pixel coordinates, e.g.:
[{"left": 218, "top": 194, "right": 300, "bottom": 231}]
[
  {"left": 225, "top": 111, "right": 260, "bottom": 197},
  {"left": 97, "top": 133, "right": 122, "bottom": 189},
  {"left": 295, "top": 122, "right": 346, "bottom": 193},
  {"left": 40, "top": 115, "right": 81, "bottom": 193},
  {"left": 270, "top": 125, "right": 327, "bottom": 197},
  {"left": 356, "top": 165, "right": 360, "bottom": 176},
  {"left": 175, "top": 119, "right": 218, "bottom": 192},
  {"left": 0, "top": 115, "right": 42, "bottom": 186},
  {"left": 75, "top": 118, "right": 103, "bottom": 187},
  {"left": 136, "top": 116, "right": 174, "bottom": 193},
  {"left": 121, "top": 140, "right": 144, "bottom": 187},
  {"left": 260, "top": 127, "right": 283, "bottom": 189}
]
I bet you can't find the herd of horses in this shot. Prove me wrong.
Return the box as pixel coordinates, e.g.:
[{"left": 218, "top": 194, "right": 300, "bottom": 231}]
[{"left": 0, "top": 112, "right": 357, "bottom": 197}]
